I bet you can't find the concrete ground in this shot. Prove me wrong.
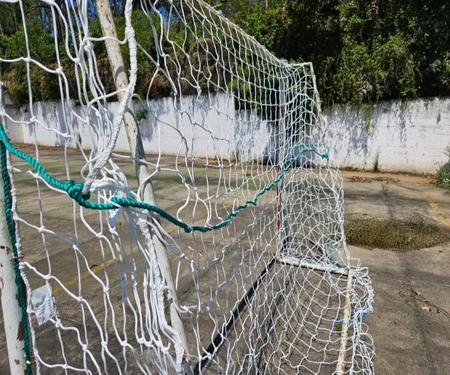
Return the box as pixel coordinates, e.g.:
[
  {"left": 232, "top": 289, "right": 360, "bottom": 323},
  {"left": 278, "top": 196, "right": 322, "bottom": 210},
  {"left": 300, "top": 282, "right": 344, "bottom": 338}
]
[
  {"left": 0, "top": 151, "right": 449, "bottom": 374},
  {"left": 342, "top": 171, "right": 450, "bottom": 375}
]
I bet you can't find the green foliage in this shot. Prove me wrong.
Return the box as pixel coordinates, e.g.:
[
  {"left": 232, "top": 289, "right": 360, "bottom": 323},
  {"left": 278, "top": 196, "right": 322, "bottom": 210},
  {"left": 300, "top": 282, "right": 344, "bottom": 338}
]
[
  {"left": 1, "top": 1, "right": 448, "bottom": 107},
  {"left": 0, "top": 18, "right": 59, "bottom": 105},
  {"left": 436, "top": 163, "right": 450, "bottom": 189},
  {"left": 360, "top": 103, "right": 373, "bottom": 133},
  {"left": 332, "top": 40, "right": 382, "bottom": 105},
  {"left": 430, "top": 52, "right": 450, "bottom": 91},
  {"left": 134, "top": 107, "right": 148, "bottom": 124},
  {"left": 345, "top": 214, "right": 450, "bottom": 250},
  {"left": 373, "top": 34, "right": 417, "bottom": 99},
  {"left": 436, "top": 147, "right": 450, "bottom": 189},
  {"left": 334, "top": 321, "right": 343, "bottom": 332},
  {"left": 224, "top": 0, "right": 450, "bottom": 107},
  {"left": 223, "top": 1, "right": 288, "bottom": 51}
]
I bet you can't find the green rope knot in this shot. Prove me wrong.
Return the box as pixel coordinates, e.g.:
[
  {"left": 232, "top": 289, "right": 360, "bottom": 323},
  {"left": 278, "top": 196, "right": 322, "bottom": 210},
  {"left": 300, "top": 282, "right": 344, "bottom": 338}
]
[{"left": 64, "top": 180, "right": 90, "bottom": 202}]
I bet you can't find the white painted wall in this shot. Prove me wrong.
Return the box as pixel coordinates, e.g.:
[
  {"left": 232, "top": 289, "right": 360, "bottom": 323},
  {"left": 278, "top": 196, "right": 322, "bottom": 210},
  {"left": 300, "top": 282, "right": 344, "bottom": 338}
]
[
  {"left": 2, "top": 94, "right": 273, "bottom": 162},
  {"left": 2, "top": 94, "right": 449, "bottom": 173},
  {"left": 323, "top": 97, "right": 450, "bottom": 173}
]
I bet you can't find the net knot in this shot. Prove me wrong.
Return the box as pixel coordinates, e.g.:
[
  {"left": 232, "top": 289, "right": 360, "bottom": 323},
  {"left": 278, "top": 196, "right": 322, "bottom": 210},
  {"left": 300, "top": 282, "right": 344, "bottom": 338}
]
[{"left": 65, "top": 180, "right": 90, "bottom": 202}]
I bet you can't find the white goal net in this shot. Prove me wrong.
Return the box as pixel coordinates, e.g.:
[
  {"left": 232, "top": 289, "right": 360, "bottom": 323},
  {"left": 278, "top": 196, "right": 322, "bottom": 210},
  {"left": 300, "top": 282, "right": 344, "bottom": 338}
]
[{"left": 0, "top": 0, "right": 373, "bottom": 373}]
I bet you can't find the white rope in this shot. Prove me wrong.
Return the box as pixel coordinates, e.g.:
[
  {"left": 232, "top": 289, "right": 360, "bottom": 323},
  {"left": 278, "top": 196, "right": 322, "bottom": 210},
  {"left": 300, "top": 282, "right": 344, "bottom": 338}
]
[
  {"left": 0, "top": 0, "right": 374, "bottom": 373},
  {"left": 83, "top": 0, "right": 139, "bottom": 193}
]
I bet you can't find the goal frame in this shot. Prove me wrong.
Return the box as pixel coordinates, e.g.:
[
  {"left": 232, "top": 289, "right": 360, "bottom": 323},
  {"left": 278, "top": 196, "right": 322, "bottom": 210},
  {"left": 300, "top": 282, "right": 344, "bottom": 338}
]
[{"left": 0, "top": 0, "right": 368, "bottom": 373}]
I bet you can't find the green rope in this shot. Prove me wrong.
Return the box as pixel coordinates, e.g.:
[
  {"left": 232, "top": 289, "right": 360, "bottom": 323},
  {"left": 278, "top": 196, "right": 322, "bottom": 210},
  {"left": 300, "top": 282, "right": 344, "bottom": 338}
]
[
  {"left": 0, "top": 139, "right": 33, "bottom": 374},
  {"left": 0, "top": 124, "right": 328, "bottom": 235}
]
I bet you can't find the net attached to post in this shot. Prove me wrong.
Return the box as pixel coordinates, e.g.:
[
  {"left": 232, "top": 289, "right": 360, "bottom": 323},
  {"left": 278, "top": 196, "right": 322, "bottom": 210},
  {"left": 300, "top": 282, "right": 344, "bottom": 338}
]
[{"left": 0, "top": 0, "right": 374, "bottom": 373}]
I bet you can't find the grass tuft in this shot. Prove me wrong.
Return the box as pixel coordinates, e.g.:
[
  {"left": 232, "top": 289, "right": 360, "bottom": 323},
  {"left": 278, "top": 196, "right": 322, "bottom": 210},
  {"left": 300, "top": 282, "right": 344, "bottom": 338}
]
[{"left": 345, "top": 214, "right": 449, "bottom": 251}]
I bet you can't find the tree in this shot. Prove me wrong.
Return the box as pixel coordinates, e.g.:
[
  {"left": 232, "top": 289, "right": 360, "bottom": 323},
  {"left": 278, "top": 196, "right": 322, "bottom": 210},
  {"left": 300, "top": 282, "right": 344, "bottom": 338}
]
[
  {"left": 220, "top": 0, "right": 450, "bottom": 106},
  {"left": 1, "top": 0, "right": 449, "bottom": 106}
]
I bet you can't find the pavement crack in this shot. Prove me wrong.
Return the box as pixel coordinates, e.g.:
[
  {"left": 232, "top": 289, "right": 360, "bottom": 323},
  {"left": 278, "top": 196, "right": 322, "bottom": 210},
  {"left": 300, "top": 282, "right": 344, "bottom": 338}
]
[{"left": 399, "top": 281, "right": 450, "bottom": 320}]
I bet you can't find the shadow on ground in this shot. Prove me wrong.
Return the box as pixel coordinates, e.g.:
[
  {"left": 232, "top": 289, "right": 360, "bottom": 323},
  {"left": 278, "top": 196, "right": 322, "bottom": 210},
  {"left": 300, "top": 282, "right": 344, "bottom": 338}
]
[{"left": 342, "top": 171, "right": 450, "bottom": 375}]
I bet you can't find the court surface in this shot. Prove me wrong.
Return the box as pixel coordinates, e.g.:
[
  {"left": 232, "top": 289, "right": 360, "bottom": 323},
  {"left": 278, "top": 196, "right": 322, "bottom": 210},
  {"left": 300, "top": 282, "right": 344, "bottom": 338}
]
[{"left": 0, "top": 147, "right": 449, "bottom": 374}]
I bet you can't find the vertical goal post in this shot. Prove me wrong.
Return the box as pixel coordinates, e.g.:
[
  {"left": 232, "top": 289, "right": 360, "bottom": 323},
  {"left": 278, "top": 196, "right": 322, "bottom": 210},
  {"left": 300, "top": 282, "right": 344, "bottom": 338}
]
[
  {"left": 0, "top": 140, "right": 30, "bottom": 375},
  {"left": 95, "top": 0, "right": 189, "bottom": 368}
]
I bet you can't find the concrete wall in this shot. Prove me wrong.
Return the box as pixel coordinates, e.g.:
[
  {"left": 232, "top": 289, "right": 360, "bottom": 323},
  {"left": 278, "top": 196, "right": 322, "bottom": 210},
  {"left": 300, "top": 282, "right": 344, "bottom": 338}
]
[
  {"left": 2, "top": 95, "right": 449, "bottom": 173},
  {"left": 2, "top": 94, "right": 272, "bottom": 162},
  {"left": 323, "top": 97, "right": 450, "bottom": 173}
]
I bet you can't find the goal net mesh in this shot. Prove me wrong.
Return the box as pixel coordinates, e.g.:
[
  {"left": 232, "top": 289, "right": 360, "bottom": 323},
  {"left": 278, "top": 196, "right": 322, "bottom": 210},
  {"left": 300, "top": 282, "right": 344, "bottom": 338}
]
[{"left": 0, "top": 0, "right": 374, "bottom": 373}]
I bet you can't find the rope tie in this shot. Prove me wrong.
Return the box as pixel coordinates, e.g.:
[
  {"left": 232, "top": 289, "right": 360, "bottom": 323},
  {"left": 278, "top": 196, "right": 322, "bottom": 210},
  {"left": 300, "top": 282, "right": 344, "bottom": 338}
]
[{"left": 64, "top": 180, "right": 90, "bottom": 202}]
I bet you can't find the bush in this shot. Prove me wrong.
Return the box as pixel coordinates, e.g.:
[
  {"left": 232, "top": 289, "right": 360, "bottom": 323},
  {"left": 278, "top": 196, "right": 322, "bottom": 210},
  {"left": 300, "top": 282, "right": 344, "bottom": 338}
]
[
  {"left": 1, "top": 1, "right": 449, "bottom": 107},
  {"left": 436, "top": 162, "right": 450, "bottom": 189}
]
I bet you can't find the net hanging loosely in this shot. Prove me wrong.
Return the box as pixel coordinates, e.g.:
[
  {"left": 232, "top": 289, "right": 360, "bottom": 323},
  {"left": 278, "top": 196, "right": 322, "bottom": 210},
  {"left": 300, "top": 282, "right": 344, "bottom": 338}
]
[{"left": 0, "top": 0, "right": 374, "bottom": 373}]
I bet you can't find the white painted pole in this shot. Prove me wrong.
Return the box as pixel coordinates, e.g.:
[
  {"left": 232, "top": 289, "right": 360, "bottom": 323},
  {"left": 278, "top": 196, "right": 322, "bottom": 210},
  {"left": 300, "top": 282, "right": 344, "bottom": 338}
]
[
  {"left": 0, "top": 169, "right": 26, "bottom": 374},
  {"left": 336, "top": 271, "right": 353, "bottom": 375},
  {"left": 276, "top": 64, "right": 288, "bottom": 255},
  {"left": 277, "top": 255, "right": 349, "bottom": 276},
  {"left": 95, "top": 0, "right": 189, "bottom": 367}
]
